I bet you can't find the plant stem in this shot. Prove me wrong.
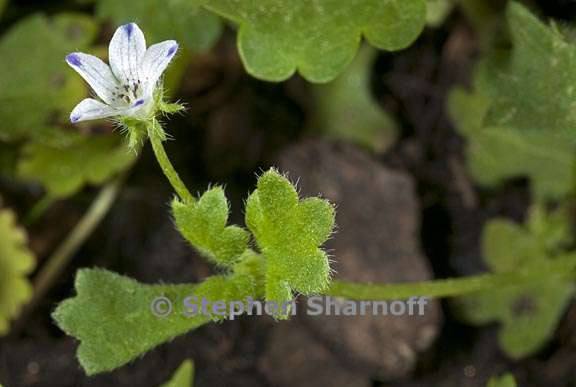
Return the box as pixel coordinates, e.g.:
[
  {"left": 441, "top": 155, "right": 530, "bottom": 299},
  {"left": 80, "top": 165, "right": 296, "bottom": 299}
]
[
  {"left": 30, "top": 177, "right": 122, "bottom": 308},
  {"left": 325, "top": 257, "right": 576, "bottom": 300},
  {"left": 24, "top": 195, "right": 56, "bottom": 226},
  {"left": 148, "top": 131, "right": 194, "bottom": 203}
]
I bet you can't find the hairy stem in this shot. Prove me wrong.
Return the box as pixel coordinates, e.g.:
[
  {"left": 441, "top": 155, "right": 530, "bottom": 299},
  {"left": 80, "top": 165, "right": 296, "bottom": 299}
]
[
  {"left": 325, "top": 256, "right": 576, "bottom": 300},
  {"left": 148, "top": 127, "right": 194, "bottom": 203}
]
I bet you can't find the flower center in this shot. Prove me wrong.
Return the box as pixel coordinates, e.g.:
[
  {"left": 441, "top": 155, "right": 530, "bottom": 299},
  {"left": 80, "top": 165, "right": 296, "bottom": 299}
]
[{"left": 112, "top": 79, "right": 143, "bottom": 106}]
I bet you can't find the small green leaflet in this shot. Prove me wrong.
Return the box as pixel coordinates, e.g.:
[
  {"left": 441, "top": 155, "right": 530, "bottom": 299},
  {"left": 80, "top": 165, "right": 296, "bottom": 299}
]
[
  {"left": 172, "top": 187, "right": 250, "bottom": 267},
  {"left": 312, "top": 45, "right": 397, "bottom": 153},
  {"left": 448, "top": 87, "right": 576, "bottom": 200},
  {"left": 17, "top": 134, "right": 135, "bottom": 198},
  {"left": 0, "top": 207, "right": 35, "bottom": 335},
  {"left": 97, "top": 0, "right": 222, "bottom": 54},
  {"left": 161, "top": 360, "right": 195, "bottom": 387},
  {"left": 203, "top": 0, "right": 426, "bottom": 82},
  {"left": 0, "top": 13, "right": 97, "bottom": 142},
  {"left": 458, "top": 205, "right": 575, "bottom": 359},
  {"left": 246, "top": 169, "right": 335, "bottom": 317}
]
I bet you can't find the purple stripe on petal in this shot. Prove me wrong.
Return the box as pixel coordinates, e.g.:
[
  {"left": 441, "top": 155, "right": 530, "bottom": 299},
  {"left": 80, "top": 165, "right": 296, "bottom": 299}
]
[
  {"left": 124, "top": 23, "right": 134, "bottom": 38},
  {"left": 71, "top": 115, "right": 81, "bottom": 123},
  {"left": 167, "top": 44, "right": 178, "bottom": 57},
  {"left": 133, "top": 99, "right": 144, "bottom": 107},
  {"left": 66, "top": 54, "right": 82, "bottom": 67}
]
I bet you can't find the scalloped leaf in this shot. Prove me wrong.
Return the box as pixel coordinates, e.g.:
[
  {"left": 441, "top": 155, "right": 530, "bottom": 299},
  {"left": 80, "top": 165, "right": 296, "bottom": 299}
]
[
  {"left": 0, "top": 207, "right": 35, "bottom": 335},
  {"left": 172, "top": 187, "right": 250, "bottom": 267},
  {"left": 312, "top": 45, "right": 397, "bottom": 153},
  {"left": 458, "top": 206, "right": 575, "bottom": 359},
  {"left": 17, "top": 134, "right": 135, "bottom": 198},
  {"left": 203, "top": 0, "right": 426, "bottom": 82},
  {"left": 245, "top": 169, "right": 335, "bottom": 316},
  {"left": 53, "top": 267, "right": 259, "bottom": 375},
  {"left": 97, "top": 0, "right": 222, "bottom": 54},
  {"left": 478, "top": 2, "right": 576, "bottom": 139},
  {"left": 0, "top": 13, "right": 97, "bottom": 142},
  {"left": 161, "top": 360, "right": 195, "bottom": 387},
  {"left": 448, "top": 87, "right": 576, "bottom": 200}
]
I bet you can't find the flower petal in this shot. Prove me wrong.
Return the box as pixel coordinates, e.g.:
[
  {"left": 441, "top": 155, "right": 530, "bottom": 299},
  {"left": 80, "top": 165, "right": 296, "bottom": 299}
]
[
  {"left": 65, "top": 53, "right": 119, "bottom": 105},
  {"left": 141, "top": 40, "right": 179, "bottom": 96},
  {"left": 70, "top": 98, "right": 119, "bottom": 123},
  {"left": 109, "top": 23, "right": 146, "bottom": 86}
]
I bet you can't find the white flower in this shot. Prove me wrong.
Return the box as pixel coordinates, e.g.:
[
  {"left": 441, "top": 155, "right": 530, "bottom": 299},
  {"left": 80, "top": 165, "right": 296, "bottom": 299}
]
[{"left": 66, "top": 23, "right": 178, "bottom": 123}]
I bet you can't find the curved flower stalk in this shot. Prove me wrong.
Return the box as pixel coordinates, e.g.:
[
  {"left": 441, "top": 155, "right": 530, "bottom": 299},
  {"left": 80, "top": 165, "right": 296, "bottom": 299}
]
[{"left": 66, "top": 22, "right": 178, "bottom": 123}]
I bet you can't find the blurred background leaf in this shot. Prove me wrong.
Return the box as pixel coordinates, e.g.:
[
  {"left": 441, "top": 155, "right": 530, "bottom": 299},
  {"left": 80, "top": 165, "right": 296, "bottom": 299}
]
[
  {"left": 203, "top": 0, "right": 426, "bottom": 82},
  {"left": 160, "top": 359, "right": 195, "bottom": 387},
  {"left": 0, "top": 13, "right": 97, "bottom": 142},
  {"left": 0, "top": 207, "right": 35, "bottom": 335},
  {"left": 312, "top": 45, "right": 398, "bottom": 154},
  {"left": 17, "top": 135, "right": 135, "bottom": 198}
]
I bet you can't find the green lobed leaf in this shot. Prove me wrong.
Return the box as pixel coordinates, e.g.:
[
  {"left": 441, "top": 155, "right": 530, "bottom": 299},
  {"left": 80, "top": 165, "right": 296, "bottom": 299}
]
[
  {"left": 172, "top": 187, "right": 250, "bottom": 267},
  {"left": 458, "top": 207, "right": 575, "bottom": 359},
  {"left": 478, "top": 2, "right": 576, "bottom": 139},
  {"left": 97, "top": 0, "right": 222, "bottom": 54},
  {"left": 448, "top": 87, "right": 576, "bottom": 200},
  {"left": 0, "top": 207, "right": 35, "bottom": 335},
  {"left": 0, "top": 13, "right": 97, "bottom": 142},
  {"left": 161, "top": 359, "right": 195, "bottom": 387},
  {"left": 487, "top": 374, "right": 517, "bottom": 387},
  {"left": 17, "top": 134, "right": 135, "bottom": 198},
  {"left": 203, "top": 0, "right": 426, "bottom": 82},
  {"left": 246, "top": 169, "right": 335, "bottom": 316},
  {"left": 53, "top": 265, "right": 260, "bottom": 375},
  {"left": 312, "top": 45, "right": 397, "bottom": 153}
]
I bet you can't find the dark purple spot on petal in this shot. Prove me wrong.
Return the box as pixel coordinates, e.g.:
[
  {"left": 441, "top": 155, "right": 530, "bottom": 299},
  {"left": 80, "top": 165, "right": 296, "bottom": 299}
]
[
  {"left": 124, "top": 23, "right": 134, "bottom": 38},
  {"left": 167, "top": 44, "right": 178, "bottom": 57},
  {"left": 66, "top": 53, "right": 82, "bottom": 67},
  {"left": 133, "top": 99, "right": 144, "bottom": 107},
  {"left": 71, "top": 115, "right": 81, "bottom": 123}
]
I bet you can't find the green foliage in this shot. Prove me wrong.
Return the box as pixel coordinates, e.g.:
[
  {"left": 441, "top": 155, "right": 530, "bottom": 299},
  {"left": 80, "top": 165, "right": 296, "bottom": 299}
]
[
  {"left": 246, "top": 169, "right": 335, "bottom": 316},
  {"left": 0, "top": 207, "right": 35, "bottom": 335},
  {"left": 426, "top": 0, "right": 455, "bottom": 27},
  {"left": 458, "top": 205, "right": 575, "bottom": 359},
  {"left": 172, "top": 187, "right": 250, "bottom": 267},
  {"left": 161, "top": 360, "right": 195, "bottom": 387},
  {"left": 0, "top": 0, "right": 6, "bottom": 18},
  {"left": 487, "top": 373, "right": 517, "bottom": 387},
  {"left": 449, "top": 87, "right": 576, "bottom": 200},
  {"left": 479, "top": 2, "right": 576, "bottom": 139},
  {"left": 97, "top": 0, "right": 222, "bottom": 54},
  {"left": 0, "top": 13, "right": 97, "bottom": 142},
  {"left": 17, "top": 134, "right": 135, "bottom": 198},
  {"left": 203, "top": 0, "right": 426, "bottom": 82},
  {"left": 312, "top": 45, "right": 397, "bottom": 153}
]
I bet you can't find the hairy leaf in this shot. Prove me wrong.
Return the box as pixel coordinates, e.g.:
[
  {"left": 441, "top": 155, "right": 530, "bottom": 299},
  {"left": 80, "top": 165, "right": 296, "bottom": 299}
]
[
  {"left": 458, "top": 207, "right": 575, "bottom": 359},
  {"left": 312, "top": 45, "right": 397, "bottom": 153},
  {"left": 161, "top": 360, "right": 195, "bottom": 387},
  {"left": 0, "top": 208, "right": 35, "bottom": 335},
  {"left": 17, "top": 134, "right": 135, "bottom": 198},
  {"left": 53, "top": 267, "right": 259, "bottom": 375},
  {"left": 203, "top": 0, "right": 426, "bottom": 82},
  {"left": 172, "top": 187, "right": 250, "bottom": 267},
  {"left": 246, "top": 169, "right": 335, "bottom": 316},
  {"left": 0, "top": 13, "right": 97, "bottom": 141},
  {"left": 97, "top": 0, "right": 222, "bottom": 54},
  {"left": 449, "top": 87, "right": 576, "bottom": 200}
]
